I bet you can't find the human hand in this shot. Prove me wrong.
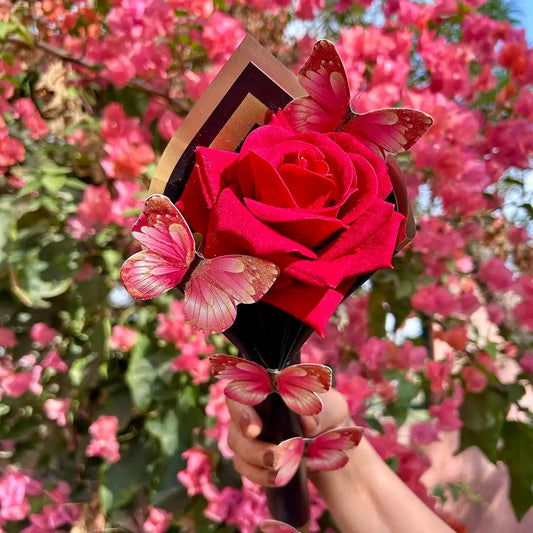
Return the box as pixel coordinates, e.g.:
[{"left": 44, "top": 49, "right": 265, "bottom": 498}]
[{"left": 226, "top": 389, "right": 353, "bottom": 487}]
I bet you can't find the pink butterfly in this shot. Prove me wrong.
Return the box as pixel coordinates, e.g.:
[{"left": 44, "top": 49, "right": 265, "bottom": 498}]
[
  {"left": 284, "top": 40, "right": 433, "bottom": 156},
  {"left": 260, "top": 519, "right": 301, "bottom": 533},
  {"left": 120, "top": 194, "right": 279, "bottom": 334},
  {"left": 209, "top": 354, "right": 332, "bottom": 416},
  {"left": 273, "top": 426, "right": 364, "bottom": 486}
]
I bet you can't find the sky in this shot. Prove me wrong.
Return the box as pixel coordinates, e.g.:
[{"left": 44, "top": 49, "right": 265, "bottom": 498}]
[{"left": 516, "top": 0, "right": 533, "bottom": 43}]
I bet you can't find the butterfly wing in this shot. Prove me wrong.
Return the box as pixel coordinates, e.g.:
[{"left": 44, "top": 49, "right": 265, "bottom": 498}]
[
  {"left": 120, "top": 194, "right": 195, "bottom": 299},
  {"left": 209, "top": 354, "right": 271, "bottom": 405},
  {"left": 304, "top": 426, "right": 364, "bottom": 472},
  {"left": 274, "top": 437, "right": 305, "bottom": 487},
  {"left": 275, "top": 364, "right": 332, "bottom": 416},
  {"left": 183, "top": 255, "right": 279, "bottom": 333},
  {"left": 284, "top": 40, "right": 350, "bottom": 133},
  {"left": 260, "top": 520, "right": 301, "bottom": 533},
  {"left": 344, "top": 108, "right": 433, "bottom": 156}
]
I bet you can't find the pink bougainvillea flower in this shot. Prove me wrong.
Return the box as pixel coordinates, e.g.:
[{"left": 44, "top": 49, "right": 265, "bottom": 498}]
[
  {"left": 13, "top": 98, "right": 48, "bottom": 139},
  {"left": 477, "top": 257, "right": 515, "bottom": 292},
  {"left": 157, "top": 109, "right": 182, "bottom": 141},
  {"left": 0, "top": 470, "right": 42, "bottom": 522},
  {"left": 30, "top": 322, "right": 59, "bottom": 347},
  {"left": 44, "top": 398, "right": 71, "bottom": 427},
  {"left": 429, "top": 387, "right": 464, "bottom": 432},
  {"left": 157, "top": 300, "right": 193, "bottom": 346},
  {"left": 520, "top": 352, "right": 533, "bottom": 373},
  {"left": 204, "top": 381, "right": 232, "bottom": 458},
  {"left": 177, "top": 447, "right": 213, "bottom": 497},
  {"left": 41, "top": 349, "right": 68, "bottom": 373},
  {"left": 201, "top": 12, "right": 246, "bottom": 63},
  {"left": 410, "top": 422, "right": 439, "bottom": 446},
  {"left": 143, "top": 506, "right": 173, "bottom": 533},
  {"left": 86, "top": 415, "right": 120, "bottom": 463},
  {"left": 0, "top": 327, "right": 17, "bottom": 348},
  {"left": 1, "top": 366, "right": 42, "bottom": 398},
  {"left": 109, "top": 325, "right": 137, "bottom": 351},
  {"left": 461, "top": 366, "right": 487, "bottom": 393},
  {"left": 170, "top": 335, "right": 213, "bottom": 384}
]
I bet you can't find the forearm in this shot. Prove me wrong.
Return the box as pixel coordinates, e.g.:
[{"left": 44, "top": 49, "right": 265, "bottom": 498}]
[{"left": 309, "top": 438, "right": 453, "bottom": 533}]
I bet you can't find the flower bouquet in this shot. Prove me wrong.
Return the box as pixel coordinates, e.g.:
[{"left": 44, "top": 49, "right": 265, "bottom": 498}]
[{"left": 120, "top": 37, "right": 431, "bottom": 529}]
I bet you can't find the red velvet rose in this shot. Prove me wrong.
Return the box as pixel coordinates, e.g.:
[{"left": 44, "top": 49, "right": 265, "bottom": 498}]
[{"left": 178, "top": 121, "right": 404, "bottom": 335}]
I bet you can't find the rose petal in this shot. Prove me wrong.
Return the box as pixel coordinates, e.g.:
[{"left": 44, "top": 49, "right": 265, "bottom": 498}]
[
  {"left": 278, "top": 164, "right": 334, "bottom": 209},
  {"left": 285, "top": 212, "right": 403, "bottom": 287},
  {"left": 178, "top": 148, "right": 239, "bottom": 234},
  {"left": 264, "top": 279, "right": 349, "bottom": 336},
  {"left": 244, "top": 198, "right": 346, "bottom": 250},
  {"left": 338, "top": 154, "right": 379, "bottom": 224},
  {"left": 327, "top": 132, "right": 392, "bottom": 200},
  {"left": 239, "top": 125, "right": 295, "bottom": 164},
  {"left": 205, "top": 188, "right": 316, "bottom": 259},
  {"left": 238, "top": 151, "right": 297, "bottom": 208},
  {"left": 321, "top": 201, "right": 400, "bottom": 260}
]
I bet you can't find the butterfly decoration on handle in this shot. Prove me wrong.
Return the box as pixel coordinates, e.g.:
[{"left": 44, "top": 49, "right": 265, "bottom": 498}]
[
  {"left": 120, "top": 195, "right": 280, "bottom": 334},
  {"left": 260, "top": 519, "right": 301, "bottom": 533},
  {"left": 209, "top": 354, "right": 332, "bottom": 416},
  {"left": 273, "top": 426, "right": 364, "bottom": 487},
  {"left": 283, "top": 40, "right": 433, "bottom": 156}
]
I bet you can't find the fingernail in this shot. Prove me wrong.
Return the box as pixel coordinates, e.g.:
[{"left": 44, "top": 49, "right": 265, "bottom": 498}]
[
  {"left": 263, "top": 450, "right": 275, "bottom": 467},
  {"left": 246, "top": 421, "right": 261, "bottom": 439},
  {"left": 239, "top": 412, "right": 250, "bottom": 435},
  {"left": 267, "top": 471, "right": 277, "bottom": 486}
]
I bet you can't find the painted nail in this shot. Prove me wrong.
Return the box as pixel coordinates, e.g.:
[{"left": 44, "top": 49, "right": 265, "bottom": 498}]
[{"left": 263, "top": 450, "right": 275, "bottom": 467}]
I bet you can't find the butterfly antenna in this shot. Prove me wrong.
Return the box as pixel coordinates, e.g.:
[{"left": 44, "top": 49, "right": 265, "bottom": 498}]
[{"left": 350, "top": 83, "right": 367, "bottom": 110}]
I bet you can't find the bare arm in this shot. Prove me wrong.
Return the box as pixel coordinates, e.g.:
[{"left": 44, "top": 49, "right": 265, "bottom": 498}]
[
  {"left": 226, "top": 390, "right": 453, "bottom": 533},
  {"left": 309, "top": 436, "right": 453, "bottom": 533}
]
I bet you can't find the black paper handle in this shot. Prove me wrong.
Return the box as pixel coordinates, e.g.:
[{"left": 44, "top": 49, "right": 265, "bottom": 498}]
[{"left": 254, "top": 393, "right": 310, "bottom": 528}]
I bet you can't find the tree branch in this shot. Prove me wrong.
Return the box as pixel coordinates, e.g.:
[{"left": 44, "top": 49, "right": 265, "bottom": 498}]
[{"left": 4, "top": 35, "right": 190, "bottom": 114}]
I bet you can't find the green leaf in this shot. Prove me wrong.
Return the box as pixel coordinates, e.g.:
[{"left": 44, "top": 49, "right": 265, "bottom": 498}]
[
  {"left": 459, "top": 388, "right": 509, "bottom": 463},
  {"left": 41, "top": 175, "right": 67, "bottom": 193},
  {"left": 125, "top": 335, "right": 155, "bottom": 412},
  {"left": 8, "top": 227, "right": 80, "bottom": 307},
  {"left": 146, "top": 410, "right": 179, "bottom": 456},
  {"left": 499, "top": 421, "right": 533, "bottom": 520},
  {"left": 0, "top": 21, "right": 18, "bottom": 39},
  {"left": 384, "top": 401, "right": 408, "bottom": 426},
  {"left": 98, "top": 388, "right": 134, "bottom": 431},
  {"left": 100, "top": 439, "right": 156, "bottom": 510},
  {"left": 367, "top": 285, "right": 387, "bottom": 337},
  {"left": 396, "top": 378, "right": 419, "bottom": 405},
  {"left": 365, "top": 416, "right": 384, "bottom": 433},
  {"left": 69, "top": 354, "right": 98, "bottom": 387}
]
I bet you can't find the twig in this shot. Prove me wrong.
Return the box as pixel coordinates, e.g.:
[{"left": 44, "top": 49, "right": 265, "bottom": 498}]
[{"left": 4, "top": 35, "right": 190, "bottom": 114}]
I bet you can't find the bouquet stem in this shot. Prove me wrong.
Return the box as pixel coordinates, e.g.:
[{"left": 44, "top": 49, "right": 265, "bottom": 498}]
[
  {"left": 225, "top": 302, "right": 314, "bottom": 527},
  {"left": 254, "top": 368, "right": 310, "bottom": 528}
]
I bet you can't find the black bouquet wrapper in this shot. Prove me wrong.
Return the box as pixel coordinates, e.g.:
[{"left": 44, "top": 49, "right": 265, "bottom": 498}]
[{"left": 225, "top": 302, "right": 313, "bottom": 528}]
